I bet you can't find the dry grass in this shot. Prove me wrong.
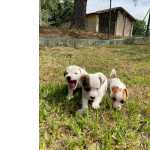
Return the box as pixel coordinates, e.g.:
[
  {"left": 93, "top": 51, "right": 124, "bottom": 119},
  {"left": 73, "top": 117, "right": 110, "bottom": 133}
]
[{"left": 39, "top": 26, "right": 114, "bottom": 39}]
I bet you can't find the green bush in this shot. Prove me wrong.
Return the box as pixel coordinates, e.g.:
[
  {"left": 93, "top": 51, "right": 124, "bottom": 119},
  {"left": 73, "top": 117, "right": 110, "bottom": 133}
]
[{"left": 133, "top": 20, "right": 146, "bottom": 36}]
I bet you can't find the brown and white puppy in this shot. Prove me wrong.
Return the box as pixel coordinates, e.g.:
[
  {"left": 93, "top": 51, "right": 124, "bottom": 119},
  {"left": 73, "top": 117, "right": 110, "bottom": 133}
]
[
  {"left": 78, "top": 72, "right": 108, "bottom": 112},
  {"left": 109, "top": 69, "right": 128, "bottom": 110},
  {"left": 64, "top": 65, "right": 87, "bottom": 99}
]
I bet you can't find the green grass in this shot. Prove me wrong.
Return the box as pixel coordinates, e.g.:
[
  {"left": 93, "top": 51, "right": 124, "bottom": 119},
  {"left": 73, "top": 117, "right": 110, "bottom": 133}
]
[{"left": 40, "top": 44, "right": 150, "bottom": 150}]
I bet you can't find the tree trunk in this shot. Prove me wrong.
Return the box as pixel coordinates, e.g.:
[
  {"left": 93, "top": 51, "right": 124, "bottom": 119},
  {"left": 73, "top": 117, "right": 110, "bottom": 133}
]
[
  {"left": 39, "top": 0, "right": 42, "bottom": 26},
  {"left": 70, "top": 0, "right": 87, "bottom": 29}
]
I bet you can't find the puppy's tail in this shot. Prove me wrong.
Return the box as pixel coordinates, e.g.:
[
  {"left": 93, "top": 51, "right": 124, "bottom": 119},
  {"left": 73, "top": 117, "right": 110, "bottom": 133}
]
[{"left": 110, "top": 69, "right": 117, "bottom": 78}]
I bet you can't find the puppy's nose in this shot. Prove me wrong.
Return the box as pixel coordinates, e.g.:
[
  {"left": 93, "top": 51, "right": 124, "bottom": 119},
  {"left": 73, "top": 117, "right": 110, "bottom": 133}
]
[
  {"left": 66, "top": 76, "right": 71, "bottom": 81},
  {"left": 90, "top": 96, "right": 95, "bottom": 99}
]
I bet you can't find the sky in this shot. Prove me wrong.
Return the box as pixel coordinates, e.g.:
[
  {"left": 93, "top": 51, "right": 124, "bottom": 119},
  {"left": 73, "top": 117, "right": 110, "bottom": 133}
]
[{"left": 87, "top": 0, "right": 150, "bottom": 22}]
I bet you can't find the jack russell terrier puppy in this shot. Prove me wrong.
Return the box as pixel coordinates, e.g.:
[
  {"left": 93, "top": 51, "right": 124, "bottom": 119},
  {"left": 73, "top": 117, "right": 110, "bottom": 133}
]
[
  {"left": 78, "top": 72, "right": 108, "bottom": 112},
  {"left": 109, "top": 69, "right": 128, "bottom": 110},
  {"left": 64, "top": 65, "right": 87, "bottom": 100}
]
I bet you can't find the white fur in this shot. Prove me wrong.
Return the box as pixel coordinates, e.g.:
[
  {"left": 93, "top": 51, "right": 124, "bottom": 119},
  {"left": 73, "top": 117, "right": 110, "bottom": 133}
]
[
  {"left": 64, "top": 65, "right": 87, "bottom": 99},
  {"left": 79, "top": 72, "right": 108, "bottom": 112}
]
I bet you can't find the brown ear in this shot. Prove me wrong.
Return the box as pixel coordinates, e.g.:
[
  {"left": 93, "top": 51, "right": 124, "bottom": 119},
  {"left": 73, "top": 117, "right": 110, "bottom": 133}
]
[
  {"left": 123, "top": 88, "right": 128, "bottom": 100},
  {"left": 112, "top": 86, "right": 119, "bottom": 94},
  {"left": 80, "top": 75, "right": 89, "bottom": 87},
  {"left": 80, "top": 75, "right": 87, "bottom": 83}
]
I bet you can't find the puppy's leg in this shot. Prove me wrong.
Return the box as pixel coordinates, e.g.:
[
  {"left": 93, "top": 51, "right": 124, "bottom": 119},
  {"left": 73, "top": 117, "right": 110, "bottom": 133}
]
[
  {"left": 92, "top": 97, "right": 101, "bottom": 109},
  {"left": 67, "top": 87, "right": 73, "bottom": 100},
  {"left": 77, "top": 97, "right": 88, "bottom": 113},
  {"left": 92, "top": 94, "right": 104, "bottom": 109}
]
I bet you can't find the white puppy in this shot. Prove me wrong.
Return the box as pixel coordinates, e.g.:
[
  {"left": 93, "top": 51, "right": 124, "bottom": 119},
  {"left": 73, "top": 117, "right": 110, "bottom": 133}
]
[
  {"left": 64, "top": 65, "right": 87, "bottom": 99},
  {"left": 78, "top": 72, "right": 108, "bottom": 112},
  {"left": 109, "top": 69, "right": 128, "bottom": 110}
]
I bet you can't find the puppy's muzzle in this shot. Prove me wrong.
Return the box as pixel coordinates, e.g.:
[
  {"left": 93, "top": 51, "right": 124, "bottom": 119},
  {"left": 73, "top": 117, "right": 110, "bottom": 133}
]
[{"left": 66, "top": 76, "right": 71, "bottom": 81}]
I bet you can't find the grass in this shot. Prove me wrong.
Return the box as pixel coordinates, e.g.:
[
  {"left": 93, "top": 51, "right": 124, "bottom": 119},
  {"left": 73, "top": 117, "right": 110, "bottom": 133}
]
[{"left": 40, "top": 44, "right": 150, "bottom": 150}]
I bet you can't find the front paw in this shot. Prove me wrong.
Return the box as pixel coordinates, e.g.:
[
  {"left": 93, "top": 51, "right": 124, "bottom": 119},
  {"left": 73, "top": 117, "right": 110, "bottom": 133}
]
[
  {"left": 67, "top": 95, "right": 73, "bottom": 100},
  {"left": 77, "top": 107, "right": 88, "bottom": 114},
  {"left": 92, "top": 102, "right": 100, "bottom": 109},
  {"left": 77, "top": 108, "right": 85, "bottom": 114}
]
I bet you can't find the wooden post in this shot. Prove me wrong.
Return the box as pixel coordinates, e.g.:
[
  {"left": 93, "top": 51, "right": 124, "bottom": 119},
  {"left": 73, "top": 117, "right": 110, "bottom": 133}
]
[
  {"left": 145, "top": 11, "right": 150, "bottom": 36},
  {"left": 96, "top": 15, "right": 99, "bottom": 32},
  {"left": 108, "top": 0, "right": 112, "bottom": 39}
]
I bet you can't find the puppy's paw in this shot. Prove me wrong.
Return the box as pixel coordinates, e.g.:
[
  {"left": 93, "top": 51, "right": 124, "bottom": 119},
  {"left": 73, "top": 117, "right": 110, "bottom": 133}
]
[
  {"left": 77, "top": 108, "right": 86, "bottom": 114},
  {"left": 92, "top": 102, "right": 100, "bottom": 109},
  {"left": 67, "top": 95, "right": 73, "bottom": 100}
]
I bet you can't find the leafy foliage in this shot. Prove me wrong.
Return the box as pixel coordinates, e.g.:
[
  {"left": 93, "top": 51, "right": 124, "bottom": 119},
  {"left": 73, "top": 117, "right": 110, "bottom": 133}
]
[
  {"left": 40, "top": 0, "right": 73, "bottom": 26},
  {"left": 133, "top": 20, "right": 146, "bottom": 36}
]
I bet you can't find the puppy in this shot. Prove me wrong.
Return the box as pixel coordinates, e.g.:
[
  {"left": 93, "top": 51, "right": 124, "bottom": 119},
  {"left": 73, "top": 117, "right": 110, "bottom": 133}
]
[
  {"left": 78, "top": 72, "right": 108, "bottom": 112},
  {"left": 64, "top": 65, "right": 87, "bottom": 99},
  {"left": 109, "top": 69, "right": 128, "bottom": 110}
]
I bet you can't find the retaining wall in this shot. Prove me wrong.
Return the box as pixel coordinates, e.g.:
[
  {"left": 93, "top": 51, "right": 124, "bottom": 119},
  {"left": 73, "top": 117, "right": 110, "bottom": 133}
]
[{"left": 39, "top": 36, "right": 150, "bottom": 48}]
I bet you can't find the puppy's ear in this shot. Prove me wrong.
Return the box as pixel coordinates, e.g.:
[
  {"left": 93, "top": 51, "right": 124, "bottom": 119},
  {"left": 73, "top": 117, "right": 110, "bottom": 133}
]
[
  {"left": 80, "top": 75, "right": 88, "bottom": 86},
  {"left": 112, "top": 86, "right": 119, "bottom": 93},
  {"left": 81, "top": 75, "right": 87, "bottom": 82},
  {"left": 79, "top": 67, "right": 86, "bottom": 75},
  {"left": 64, "top": 70, "right": 67, "bottom": 77},
  {"left": 123, "top": 88, "right": 128, "bottom": 100},
  {"left": 99, "top": 76, "right": 105, "bottom": 85}
]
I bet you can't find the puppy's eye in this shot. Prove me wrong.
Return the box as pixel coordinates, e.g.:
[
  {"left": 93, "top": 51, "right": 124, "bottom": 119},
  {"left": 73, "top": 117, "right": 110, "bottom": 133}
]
[
  {"left": 120, "top": 100, "right": 124, "bottom": 104},
  {"left": 85, "top": 87, "right": 90, "bottom": 92},
  {"left": 74, "top": 72, "right": 78, "bottom": 75},
  {"left": 112, "top": 97, "right": 116, "bottom": 101},
  {"left": 96, "top": 88, "right": 99, "bottom": 90}
]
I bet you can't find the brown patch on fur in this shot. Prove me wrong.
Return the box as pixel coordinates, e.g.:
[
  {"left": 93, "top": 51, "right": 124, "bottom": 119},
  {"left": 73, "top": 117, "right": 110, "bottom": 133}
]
[
  {"left": 81, "top": 75, "right": 91, "bottom": 91},
  {"left": 112, "top": 86, "right": 128, "bottom": 102},
  {"left": 112, "top": 86, "right": 120, "bottom": 93}
]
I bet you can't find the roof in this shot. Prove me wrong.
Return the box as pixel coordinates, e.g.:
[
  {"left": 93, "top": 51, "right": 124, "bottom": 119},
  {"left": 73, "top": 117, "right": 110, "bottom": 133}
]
[{"left": 86, "top": 7, "right": 136, "bottom": 21}]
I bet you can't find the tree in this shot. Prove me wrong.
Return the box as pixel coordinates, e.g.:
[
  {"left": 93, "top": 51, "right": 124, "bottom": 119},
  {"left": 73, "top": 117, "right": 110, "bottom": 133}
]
[
  {"left": 70, "top": 0, "right": 87, "bottom": 29},
  {"left": 48, "top": 0, "right": 73, "bottom": 26},
  {"left": 133, "top": 20, "right": 146, "bottom": 36},
  {"left": 40, "top": 0, "right": 73, "bottom": 26}
]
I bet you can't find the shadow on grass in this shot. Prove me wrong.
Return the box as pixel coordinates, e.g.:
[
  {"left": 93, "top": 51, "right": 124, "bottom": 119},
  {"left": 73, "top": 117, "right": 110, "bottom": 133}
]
[
  {"left": 40, "top": 84, "right": 82, "bottom": 115},
  {"left": 39, "top": 83, "right": 114, "bottom": 117}
]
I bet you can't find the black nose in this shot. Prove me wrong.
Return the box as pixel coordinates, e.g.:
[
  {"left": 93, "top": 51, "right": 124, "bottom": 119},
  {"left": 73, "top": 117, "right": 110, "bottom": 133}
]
[
  {"left": 90, "top": 96, "right": 95, "bottom": 99},
  {"left": 66, "top": 76, "right": 71, "bottom": 81}
]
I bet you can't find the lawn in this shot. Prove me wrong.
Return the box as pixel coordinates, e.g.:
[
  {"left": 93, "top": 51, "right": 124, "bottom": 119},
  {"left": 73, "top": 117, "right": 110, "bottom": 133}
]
[{"left": 40, "top": 43, "right": 150, "bottom": 150}]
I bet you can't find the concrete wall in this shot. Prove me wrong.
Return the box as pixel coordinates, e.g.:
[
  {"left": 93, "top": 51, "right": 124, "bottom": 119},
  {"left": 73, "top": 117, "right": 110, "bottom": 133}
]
[
  {"left": 86, "top": 14, "right": 96, "bottom": 32},
  {"left": 40, "top": 36, "right": 150, "bottom": 48},
  {"left": 115, "top": 11, "right": 124, "bottom": 36}
]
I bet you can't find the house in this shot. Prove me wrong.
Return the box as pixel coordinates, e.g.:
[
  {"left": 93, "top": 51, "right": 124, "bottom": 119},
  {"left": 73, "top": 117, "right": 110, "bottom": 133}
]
[{"left": 86, "top": 7, "right": 136, "bottom": 37}]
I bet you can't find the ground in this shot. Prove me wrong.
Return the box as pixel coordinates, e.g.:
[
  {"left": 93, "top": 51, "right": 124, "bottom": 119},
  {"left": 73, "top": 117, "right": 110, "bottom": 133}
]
[
  {"left": 40, "top": 43, "right": 150, "bottom": 150},
  {"left": 40, "top": 26, "right": 113, "bottom": 39}
]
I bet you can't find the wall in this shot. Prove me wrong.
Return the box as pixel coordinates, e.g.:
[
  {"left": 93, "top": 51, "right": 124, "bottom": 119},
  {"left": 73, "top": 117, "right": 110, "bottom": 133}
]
[
  {"left": 85, "top": 14, "right": 96, "bottom": 32},
  {"left": 40, "top": 36, "right": 150, "bottom": 48},
  {"left": 124, "top": 17, "right": 133, "bottom": 37},
  {"left": 115, "top": 11, "right": 124, "bottom": 36},
  {"left": 115, "top": 11, "right": 133, "bottom": 37}
]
